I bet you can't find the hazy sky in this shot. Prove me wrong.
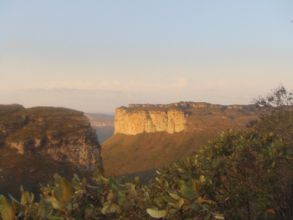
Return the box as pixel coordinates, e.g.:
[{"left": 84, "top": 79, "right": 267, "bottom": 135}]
[{"left": 0, "top": 1, "right": 292, "bottom": 113}]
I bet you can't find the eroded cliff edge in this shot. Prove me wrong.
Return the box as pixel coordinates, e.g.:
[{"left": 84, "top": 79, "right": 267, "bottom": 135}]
[
  {"left": 115, "top": 107, "right": 187, "bottom": 135},
  {"left": 0, "top": 104, "right": 102, "bottom": 169}
]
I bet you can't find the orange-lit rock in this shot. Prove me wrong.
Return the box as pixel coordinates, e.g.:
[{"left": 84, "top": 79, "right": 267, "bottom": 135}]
[{"left": 115, "top": 107, "right": 187, "bottom": 135}]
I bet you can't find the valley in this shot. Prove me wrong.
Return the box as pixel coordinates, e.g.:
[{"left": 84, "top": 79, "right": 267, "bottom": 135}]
[{"left": 86, "top": 113, "right": 114, "bottom": 143}]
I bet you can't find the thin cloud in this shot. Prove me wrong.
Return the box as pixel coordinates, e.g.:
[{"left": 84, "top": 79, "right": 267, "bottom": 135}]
[{"left": 35, "top": 78, "right": 189, "bottom": 92}]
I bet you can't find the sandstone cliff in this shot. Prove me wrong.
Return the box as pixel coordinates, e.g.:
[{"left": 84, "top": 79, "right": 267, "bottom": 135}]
[
  {"left": 115, "top": 107, "right": 187, "bottom": 135},
  {"left": 0, "top": 104, "right": 102, "bottom": 169}
]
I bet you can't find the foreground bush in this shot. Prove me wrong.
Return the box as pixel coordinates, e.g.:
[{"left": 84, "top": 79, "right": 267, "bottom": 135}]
[{"left": 155, "top": 130, "right": 292, "bottom": 219}]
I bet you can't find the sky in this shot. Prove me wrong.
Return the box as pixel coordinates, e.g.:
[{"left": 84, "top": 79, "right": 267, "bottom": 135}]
[{"left": 0, "top": 1, "right": 292, "bottom": 113}]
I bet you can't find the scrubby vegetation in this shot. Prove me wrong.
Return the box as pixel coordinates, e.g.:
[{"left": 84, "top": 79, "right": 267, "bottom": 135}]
[
  {"left": 0, "top": 87, "right": 292, "bottom": 220},
  {"left": 0, "top": 105, "right": 88, "bottom": 143}
]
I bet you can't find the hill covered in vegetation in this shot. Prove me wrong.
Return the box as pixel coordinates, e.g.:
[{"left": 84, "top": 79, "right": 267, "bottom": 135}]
[{"left": 0, "top": 105, "right": 102, "bottom": 195}]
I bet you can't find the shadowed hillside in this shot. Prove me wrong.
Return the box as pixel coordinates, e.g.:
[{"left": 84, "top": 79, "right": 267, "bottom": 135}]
[
  {"left": 103, "top": 132, "right": 215, "bottom": 176},
  {"left": 0, "top": 104, "right": 102, "bottom": 196},
  {"left": 0, "top": 147, "right": 83, "bottom": 197}
]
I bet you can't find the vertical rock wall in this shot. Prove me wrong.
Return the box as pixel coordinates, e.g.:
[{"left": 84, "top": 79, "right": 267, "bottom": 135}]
[{"left": 114, "top": 108, "right": 187, "bottom": 135}]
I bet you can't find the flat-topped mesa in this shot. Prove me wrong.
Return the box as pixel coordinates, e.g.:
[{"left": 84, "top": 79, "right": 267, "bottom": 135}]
[
  {"left": 114, "top": 102, "right": 257, "bottom": 135},
  {"left": 0, "top": 105, "right": 102, "bottom": 169},
  {"left": 128, "top": 102, "right": 213, "bottom": 109},
  {"left": 127, "top": 102, "right": 251, "bottom": 110},
  {"left": 115, "top": 106, "right": 187, "bottom": 135}
]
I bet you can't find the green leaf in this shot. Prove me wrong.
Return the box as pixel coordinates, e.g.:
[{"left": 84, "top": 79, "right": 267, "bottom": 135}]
[
  {"left": 101, "top": 202, "right": 121, "bottom": 215},
  {"left": 196, "top": 197, "right": 215, "bottom": 205},
  {"left": 0, "top": 196, "right": 15, "bottom": 220},
  {"left": 214, "top": 213, "right": 225, "bottom": 220},
  {"left": 168, "top": 193, "right": 185, "bottom": 208},
  {"left": 53, "top": 175, "right": 73, "bottom": 204},
  {"left": 199, "top": 175, "right": 206, "bottom": 183},
  {"left": 117, "top": 191, "right": 126, "bottom": 205},
  {"left": 47, "top": 197, "right": 63, "bottom": 211},
  {"left": 169, "top": 193, "right": 180, "bottom": 200},
  {"left": 179, "top": 181, "right": 197, "bottom": 200},
  {"left": 146, "top": 208, "right": 167, "bottom": 219},
  {"left": 47, "top": 216, "right": 65, "bottom": 220},
  {"left": 20, "top": 187, "right": 34, "bottom": 206}
]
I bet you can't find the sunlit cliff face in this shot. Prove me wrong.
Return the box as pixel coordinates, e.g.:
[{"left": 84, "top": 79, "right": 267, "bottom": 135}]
[{"left": 114, "top": 107, "right": 187, "bottom": 135}]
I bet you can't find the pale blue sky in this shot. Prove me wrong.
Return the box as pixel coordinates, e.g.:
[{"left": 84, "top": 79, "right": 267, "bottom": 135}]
[{"left": 0, "top": 1, "right": 292, "bottom": 113}]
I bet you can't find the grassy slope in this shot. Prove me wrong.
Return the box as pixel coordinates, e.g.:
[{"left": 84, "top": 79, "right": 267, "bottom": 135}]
[{"left": 102, "top": 131, "right": 221, "bottom": 176}]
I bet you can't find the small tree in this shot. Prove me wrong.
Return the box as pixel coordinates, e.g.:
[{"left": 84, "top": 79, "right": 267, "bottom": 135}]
[
  {"left": 254, "top": 86, "right": 293, "bottom": 146},
  {"left": 255, "top": 85, "right": 293, "bottom": 108}
]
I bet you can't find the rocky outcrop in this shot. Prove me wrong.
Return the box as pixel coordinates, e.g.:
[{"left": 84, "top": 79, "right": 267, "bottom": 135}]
[
  {"left": 0, "top": 105, "right": 102, "bottom": 169},
  {"left": 115, "top": 107, "right": 187, "bottom": 135},
  {"left": 114, "top": 102, "right": 257, "bottom": 135}
]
